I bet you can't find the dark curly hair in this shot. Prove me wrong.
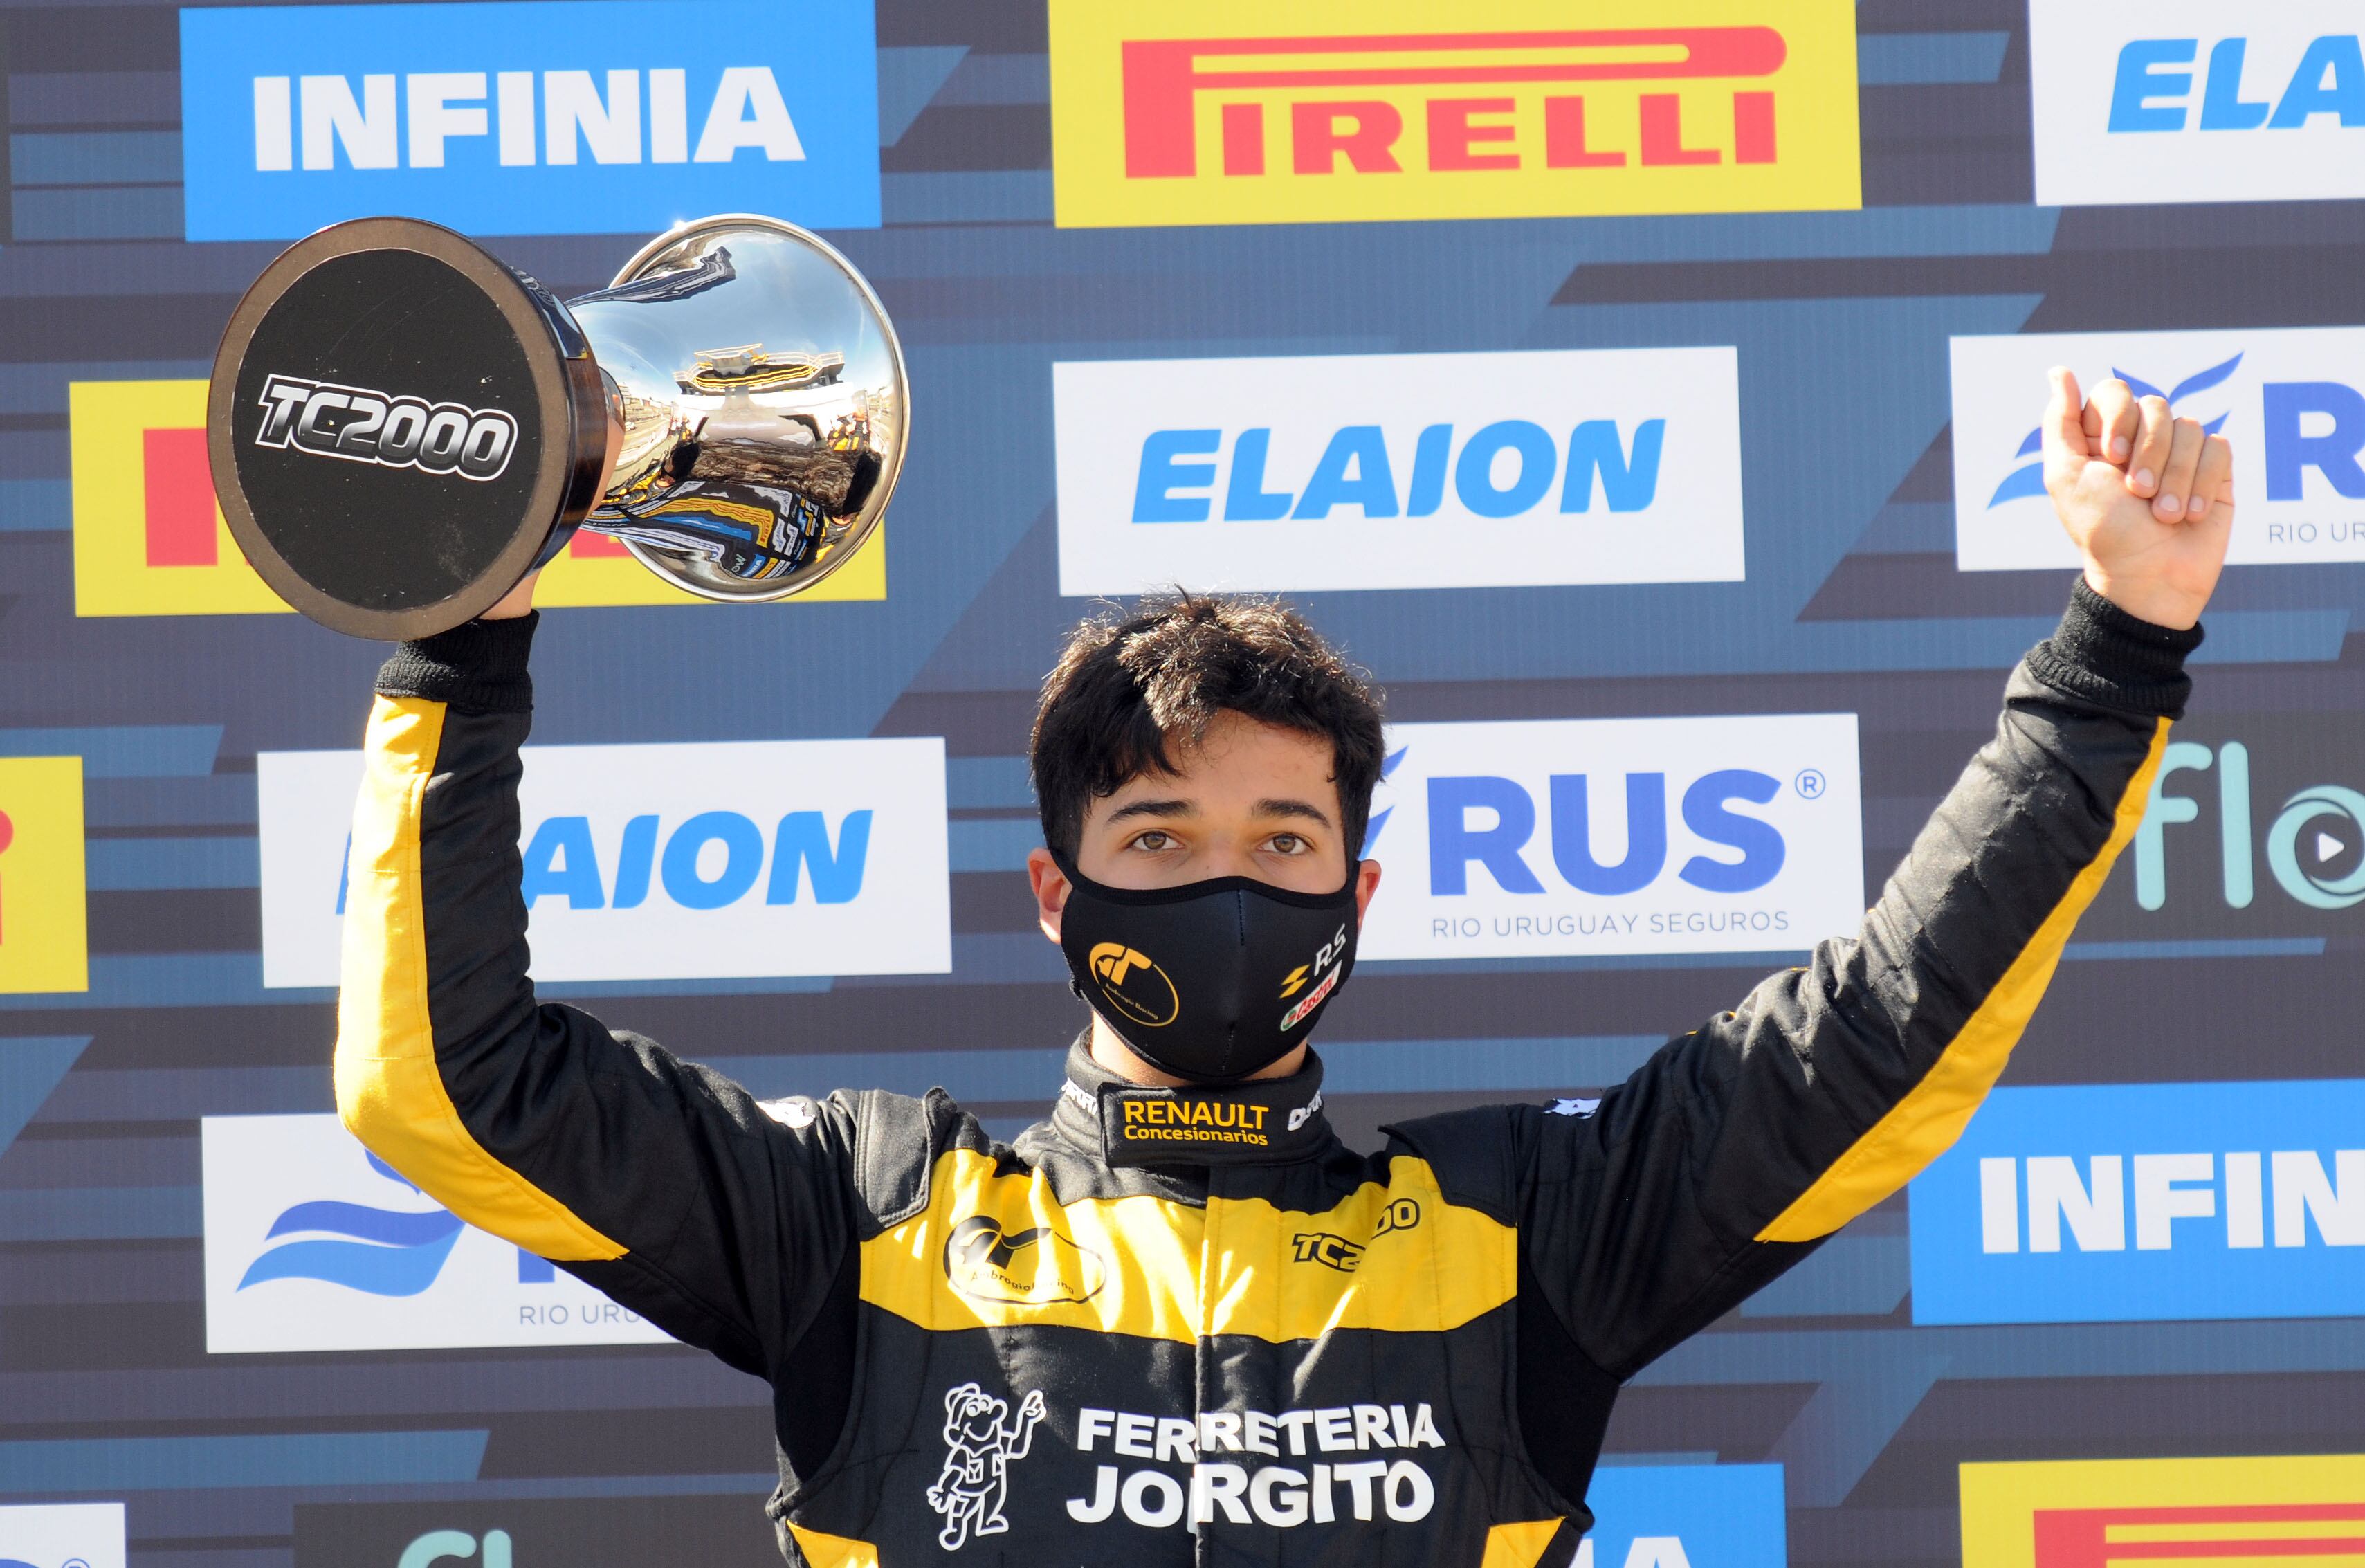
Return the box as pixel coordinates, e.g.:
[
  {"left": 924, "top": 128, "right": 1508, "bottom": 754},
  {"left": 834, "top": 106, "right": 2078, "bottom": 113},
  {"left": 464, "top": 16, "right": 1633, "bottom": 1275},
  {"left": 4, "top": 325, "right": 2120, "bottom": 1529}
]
[{"left": 1030, "top": 593, "right": 1387, "bottom": 864}]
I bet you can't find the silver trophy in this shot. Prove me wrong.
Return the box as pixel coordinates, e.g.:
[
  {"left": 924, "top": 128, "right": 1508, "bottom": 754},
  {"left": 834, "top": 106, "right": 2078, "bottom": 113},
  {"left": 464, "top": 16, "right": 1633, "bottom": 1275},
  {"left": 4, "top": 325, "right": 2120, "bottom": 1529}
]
[{"left": 208, "top": 213, "right": 908, "bottom": 640}]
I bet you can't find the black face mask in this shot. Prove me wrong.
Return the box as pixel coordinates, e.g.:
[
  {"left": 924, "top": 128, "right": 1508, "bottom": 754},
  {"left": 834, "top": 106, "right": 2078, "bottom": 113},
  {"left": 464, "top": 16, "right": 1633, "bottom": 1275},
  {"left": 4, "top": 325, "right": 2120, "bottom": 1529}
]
[{"left": 1054, "top": 853, "right": 1360, "bottom": 1084}]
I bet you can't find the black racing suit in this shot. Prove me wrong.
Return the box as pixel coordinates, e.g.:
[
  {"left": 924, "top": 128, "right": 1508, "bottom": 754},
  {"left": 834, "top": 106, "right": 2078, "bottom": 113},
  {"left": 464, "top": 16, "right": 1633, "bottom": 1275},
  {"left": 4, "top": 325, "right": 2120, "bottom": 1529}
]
[{"left": 333, "top": 583, "right": 2198, "bottom": 1568}]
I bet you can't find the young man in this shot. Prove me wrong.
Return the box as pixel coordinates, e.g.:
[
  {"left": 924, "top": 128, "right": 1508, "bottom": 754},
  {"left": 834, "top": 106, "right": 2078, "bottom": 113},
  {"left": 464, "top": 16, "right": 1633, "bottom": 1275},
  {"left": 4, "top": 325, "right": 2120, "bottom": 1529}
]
[{"left": 334, "top": 372, "right": 2231, "bottom": 1567}]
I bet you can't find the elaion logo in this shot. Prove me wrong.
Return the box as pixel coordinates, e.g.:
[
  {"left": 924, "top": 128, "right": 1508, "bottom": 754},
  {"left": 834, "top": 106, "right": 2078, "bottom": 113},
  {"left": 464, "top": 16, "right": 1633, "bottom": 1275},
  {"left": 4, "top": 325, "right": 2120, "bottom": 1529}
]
[{"left": 1054, "top": 347, "right": 1745, "bottom": 596}]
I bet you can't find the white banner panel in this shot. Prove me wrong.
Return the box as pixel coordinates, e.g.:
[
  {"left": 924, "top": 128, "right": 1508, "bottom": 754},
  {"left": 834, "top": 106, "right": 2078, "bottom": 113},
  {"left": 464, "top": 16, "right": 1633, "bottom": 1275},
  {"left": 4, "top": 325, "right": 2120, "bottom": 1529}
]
[
  {"left": 0, "top": 1504, "right": 127, "bottom": 1568},
  {"left": 202, "top": 1113, "right": 675, "bottom": 1353},
  {"left": 1952, "top": 325, "right": 2365, "bottom": 571},
  {"left": 2029, "top": 2, "right": 2365, "bottom": 208},
  {"left": 257, "top": 737, "right": 949, "bottom": 987},
  {"left": 1358, "top": 713, "right": 1863, "bottom": 960},
  {"left": 1054, "top": 346, "right": 1745, "bottom": 594}
]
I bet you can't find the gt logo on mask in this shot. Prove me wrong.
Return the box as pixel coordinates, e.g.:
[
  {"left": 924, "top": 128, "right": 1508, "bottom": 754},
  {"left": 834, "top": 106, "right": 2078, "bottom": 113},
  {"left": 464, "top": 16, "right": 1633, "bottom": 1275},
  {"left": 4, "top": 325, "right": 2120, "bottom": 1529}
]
[{"left": 1088, "top": 941, "right": 1180, "bottom": 1028}]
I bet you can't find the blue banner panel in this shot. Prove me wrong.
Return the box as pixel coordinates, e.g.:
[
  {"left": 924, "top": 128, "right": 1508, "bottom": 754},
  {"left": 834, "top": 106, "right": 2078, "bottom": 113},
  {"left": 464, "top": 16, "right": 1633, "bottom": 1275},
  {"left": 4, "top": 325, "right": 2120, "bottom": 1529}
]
[
  {"left": 178, "top": 0, "right": 881, "bottom": 240},
  {"left": 1583, "top": 1464, "right": 1787, "bottom": 1567},
  {"left": 1912, "top": 1081, "right": 2365, "bottom": 1326}
]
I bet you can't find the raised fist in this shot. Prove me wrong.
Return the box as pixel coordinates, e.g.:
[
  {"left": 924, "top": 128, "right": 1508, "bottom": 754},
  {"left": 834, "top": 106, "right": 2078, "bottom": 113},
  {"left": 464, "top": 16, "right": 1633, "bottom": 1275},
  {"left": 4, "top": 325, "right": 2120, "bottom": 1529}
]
[{"left": 2042, "top": 366, "right": 2233, "bottom": 631}]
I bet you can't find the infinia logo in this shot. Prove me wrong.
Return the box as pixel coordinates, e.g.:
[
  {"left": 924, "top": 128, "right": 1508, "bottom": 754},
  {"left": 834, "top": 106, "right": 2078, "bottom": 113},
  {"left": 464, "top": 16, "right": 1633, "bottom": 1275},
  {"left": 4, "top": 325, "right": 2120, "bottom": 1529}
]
[
  {"left": 202, "top": 1114, "right": 670, "bottom": 1353},
  {"left": 255, "top": 738, "right": 950, "bottom": 987},
  {"left": 1048, "top": 0, "right": 1861, "bottom": 228},
  {"left": 2029, "top": 2, "right": 2365, "bottom": 207},
  {"left": 1910, "top": 1082, "right": 2365, "bottom": 1326},
  {"left": 1354, "top": 714, "right": 1862, "bottom": 962},
  {"left": 178, "top": 0, "right": 881, "bottom": 239},
  {"left": 1951, "top": 326, "right": 2365, "bottom": 572},
  {"left": 1054, "top": 347, "right": 1744, "bottom": 596}
]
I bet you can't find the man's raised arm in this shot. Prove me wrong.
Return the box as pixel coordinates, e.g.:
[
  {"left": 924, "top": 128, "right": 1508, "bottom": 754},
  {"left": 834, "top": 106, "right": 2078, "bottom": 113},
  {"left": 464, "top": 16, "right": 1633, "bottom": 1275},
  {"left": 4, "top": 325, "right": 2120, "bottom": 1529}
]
[
  {"left": 331, "top": 609, "right": 859, "bottom": 1380},
  {"left": 1408, "top": 371, "right": 2236, "bottom": 1380}
]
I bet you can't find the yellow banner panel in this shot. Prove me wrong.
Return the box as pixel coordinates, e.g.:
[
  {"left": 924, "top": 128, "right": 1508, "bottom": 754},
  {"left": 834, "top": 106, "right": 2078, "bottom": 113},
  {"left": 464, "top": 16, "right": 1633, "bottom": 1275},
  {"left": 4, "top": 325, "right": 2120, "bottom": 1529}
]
[
  {"left": 70, "top": 380, "right": 882, "bottom": 616},
  {"left": 1050, "top": 0, "right": 1861, "bottom": 228},
  {"left": 0, "top": 756, "right": 89, "bottom": 995},
  {"left": 1962, "top": 1454, "right": 2365, "bottom": 1568}
]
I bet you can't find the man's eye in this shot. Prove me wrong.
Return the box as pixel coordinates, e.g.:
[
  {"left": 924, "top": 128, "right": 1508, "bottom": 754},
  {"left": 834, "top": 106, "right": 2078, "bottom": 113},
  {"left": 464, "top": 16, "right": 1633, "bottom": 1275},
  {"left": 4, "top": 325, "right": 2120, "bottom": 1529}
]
[
  {"left": 1270, "top": 834, "right": 1305, "bottom": 855},
  {"left": 1131, "top": 830, "right": 1173, "bottom": 852}
]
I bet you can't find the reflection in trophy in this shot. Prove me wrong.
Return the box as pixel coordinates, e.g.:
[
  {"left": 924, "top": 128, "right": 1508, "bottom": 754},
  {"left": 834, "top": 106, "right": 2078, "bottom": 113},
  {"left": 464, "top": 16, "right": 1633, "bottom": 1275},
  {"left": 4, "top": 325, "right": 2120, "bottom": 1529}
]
[{"left": 206, "top": 213, "right": 908, "bottom": 640}]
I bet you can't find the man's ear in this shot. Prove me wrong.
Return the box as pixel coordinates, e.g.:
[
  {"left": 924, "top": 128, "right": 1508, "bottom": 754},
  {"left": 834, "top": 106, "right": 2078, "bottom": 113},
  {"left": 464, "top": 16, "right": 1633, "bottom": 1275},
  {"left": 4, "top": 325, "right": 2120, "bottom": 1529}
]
[
  {"left": 1353, "top": 858, "right": 1382, "bottom": 926},
  {"left": 1028, "top": 846, "right": 1071, "bottom": 943}
]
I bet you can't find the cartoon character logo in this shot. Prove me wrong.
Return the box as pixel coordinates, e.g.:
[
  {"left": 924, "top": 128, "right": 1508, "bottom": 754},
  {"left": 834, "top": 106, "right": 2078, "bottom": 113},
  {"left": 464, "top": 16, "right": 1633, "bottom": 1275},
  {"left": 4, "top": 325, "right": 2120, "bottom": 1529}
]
[{"left": 924, "top": 1383, "right": 1046, "bottom": 1551}]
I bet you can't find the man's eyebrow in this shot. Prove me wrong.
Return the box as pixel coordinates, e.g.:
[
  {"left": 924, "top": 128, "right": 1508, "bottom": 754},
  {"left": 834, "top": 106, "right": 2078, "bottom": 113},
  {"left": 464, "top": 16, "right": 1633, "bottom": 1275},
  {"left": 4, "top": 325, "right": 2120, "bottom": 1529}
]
[
  {"left": 1257, "top": 798, "right": 1335, "bottom": 828},
  {"left": 1104, "top": 797, "right": 1199, "bottom": 825}
]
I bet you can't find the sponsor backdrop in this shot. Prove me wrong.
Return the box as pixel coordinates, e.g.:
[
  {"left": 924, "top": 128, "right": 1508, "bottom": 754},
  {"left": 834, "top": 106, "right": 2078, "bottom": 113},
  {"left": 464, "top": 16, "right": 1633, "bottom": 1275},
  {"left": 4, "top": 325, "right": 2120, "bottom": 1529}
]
[{"left": 3, "top": 0, "right": 2363, "bottom": 1565}]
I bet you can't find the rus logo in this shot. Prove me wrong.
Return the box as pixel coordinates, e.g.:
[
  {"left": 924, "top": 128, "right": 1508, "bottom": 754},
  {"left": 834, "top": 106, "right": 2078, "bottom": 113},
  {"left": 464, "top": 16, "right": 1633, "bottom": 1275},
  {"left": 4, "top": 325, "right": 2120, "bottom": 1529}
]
[{"left": 1049, "top": 1, "right": 1862, "bottom": 228}]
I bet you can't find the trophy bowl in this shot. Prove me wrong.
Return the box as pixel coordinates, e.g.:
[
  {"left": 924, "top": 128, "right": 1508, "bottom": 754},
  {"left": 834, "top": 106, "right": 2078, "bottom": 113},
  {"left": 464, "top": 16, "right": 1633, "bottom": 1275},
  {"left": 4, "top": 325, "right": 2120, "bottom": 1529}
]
[{"left": 206, "top": 213, "right": 908, "bottom": 640}]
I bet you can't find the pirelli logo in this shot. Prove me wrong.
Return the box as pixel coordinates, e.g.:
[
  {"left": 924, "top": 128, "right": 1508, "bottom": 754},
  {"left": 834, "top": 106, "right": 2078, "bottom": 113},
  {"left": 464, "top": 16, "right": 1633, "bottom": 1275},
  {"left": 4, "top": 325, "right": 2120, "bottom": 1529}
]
[
  {"left": 1050, "top": 1, "right": 1860, "bottom": 228},
  {"left": 1962, "top": 1455, "right": 2365, "bottom": 1568}
]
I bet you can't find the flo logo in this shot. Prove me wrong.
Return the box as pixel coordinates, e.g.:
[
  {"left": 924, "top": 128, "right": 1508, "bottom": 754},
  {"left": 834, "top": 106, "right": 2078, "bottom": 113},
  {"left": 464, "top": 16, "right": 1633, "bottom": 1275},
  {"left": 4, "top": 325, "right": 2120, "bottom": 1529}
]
[
  {"left": 1983, "top": 352, "right": 2241, "bottom": 510},
  {"left": 2076, "top": 719, "right": 2365, "bottom": 940},
  {"left": 1088, "top": 942, "right": 1179, "bottom": 1027},
  {"left": 942, "top": 1216, "right": 1107, "bottom": 1306}
]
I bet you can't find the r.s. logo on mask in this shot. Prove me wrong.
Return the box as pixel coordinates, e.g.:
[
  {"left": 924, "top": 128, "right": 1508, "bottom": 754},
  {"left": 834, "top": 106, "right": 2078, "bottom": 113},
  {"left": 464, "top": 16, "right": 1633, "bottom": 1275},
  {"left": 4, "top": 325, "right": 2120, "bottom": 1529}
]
[{"left": 1088, "top": 941, "right": 1180, "bottom": 1028}]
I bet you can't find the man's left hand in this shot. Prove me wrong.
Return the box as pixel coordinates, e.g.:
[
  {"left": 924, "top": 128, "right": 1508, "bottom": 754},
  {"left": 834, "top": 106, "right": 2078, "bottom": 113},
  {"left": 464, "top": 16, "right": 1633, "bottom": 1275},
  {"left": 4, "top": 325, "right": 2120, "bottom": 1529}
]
[{"left": 2042, "top": 366, "right": 2233, "bottom": 630}]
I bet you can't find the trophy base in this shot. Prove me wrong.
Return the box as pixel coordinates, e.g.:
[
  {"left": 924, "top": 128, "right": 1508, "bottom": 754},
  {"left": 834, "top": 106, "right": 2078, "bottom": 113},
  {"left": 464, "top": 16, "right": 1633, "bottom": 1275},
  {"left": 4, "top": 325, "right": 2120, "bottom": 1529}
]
[{"left": 208, "top": 217, "right": 609, "bottom": 641}]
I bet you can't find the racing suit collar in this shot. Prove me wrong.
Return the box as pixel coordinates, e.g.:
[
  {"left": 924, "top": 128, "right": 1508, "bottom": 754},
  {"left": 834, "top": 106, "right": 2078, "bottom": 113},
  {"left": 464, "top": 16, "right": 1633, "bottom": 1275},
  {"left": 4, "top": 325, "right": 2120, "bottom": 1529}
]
[{"left": 1054, "top": 1036, "right": 1333, "bottom": 1169}]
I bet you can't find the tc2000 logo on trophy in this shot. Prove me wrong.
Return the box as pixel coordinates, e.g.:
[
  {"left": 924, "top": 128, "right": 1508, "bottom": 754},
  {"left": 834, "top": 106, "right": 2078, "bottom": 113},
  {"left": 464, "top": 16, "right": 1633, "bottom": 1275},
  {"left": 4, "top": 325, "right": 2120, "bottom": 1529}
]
[{"left": 254, "top": 374, "right": 520, "bottom": 481}]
